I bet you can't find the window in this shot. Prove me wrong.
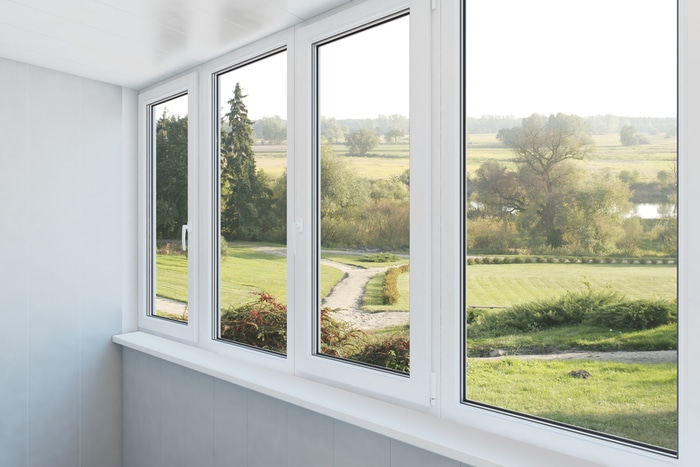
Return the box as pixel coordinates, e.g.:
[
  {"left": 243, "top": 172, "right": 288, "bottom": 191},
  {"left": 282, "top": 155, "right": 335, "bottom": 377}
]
[
  {"left": 138, "top": 72, "right": 198, "bottom": 342},
  {"left": 130, "top": 0, "right": 699, "bottom": 464},
  {"left": 152, "top": 94, "right": 189, "bottom": 324},
  {"left": 315, "top": 14, "right": 411, "bottom": 372},
  {"left": 462, "top": 0, "right": 678, "bottom": 455},
  {"left": 214, "top": 50, "right": 289, "bottom": 354}
]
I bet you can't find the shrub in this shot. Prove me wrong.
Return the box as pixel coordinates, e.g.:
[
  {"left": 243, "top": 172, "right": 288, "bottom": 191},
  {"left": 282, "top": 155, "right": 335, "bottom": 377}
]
[
  {"left": 469, "top": 290, "right": 676, "bottom": 337},
  {"left": 362, "top": 252, "right": 400, "bottom": 263},
  {"left": 221, "top": 293, "right": 367, "bottom": 356},
  {"left": 350, "top": 334, "right": 410, "bottom": 372},
  {"left": 319, "top": 308, "right": 366, "bottom": 357},
  {"left": 584, "top": 299, "right": 676, "bottom": 331},
  {"left": 220, "top": 292, "right": 288, "bottom": 353},
  {"left": 382, "top": 264, "right": 410, "bottom": 305}
]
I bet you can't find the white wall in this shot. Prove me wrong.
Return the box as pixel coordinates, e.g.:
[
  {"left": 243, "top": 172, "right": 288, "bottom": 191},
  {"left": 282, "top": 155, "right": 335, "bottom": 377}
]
[{"left": 0, "top": 56, "right": 135, "bottom": 467}]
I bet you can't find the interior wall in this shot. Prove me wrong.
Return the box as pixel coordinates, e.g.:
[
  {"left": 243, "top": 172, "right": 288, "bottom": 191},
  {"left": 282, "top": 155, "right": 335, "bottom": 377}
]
[
  {"left": 122, "top": 349, "right": 471, "bottom": 467},
  {"left": 0, "top": 57, "right": 133, "bottom": 467}
]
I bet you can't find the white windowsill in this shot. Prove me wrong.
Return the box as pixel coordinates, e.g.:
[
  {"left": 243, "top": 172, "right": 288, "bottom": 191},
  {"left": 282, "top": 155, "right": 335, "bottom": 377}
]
[{"left": 114, "top": 331, "right": 606, "bottom": 467}]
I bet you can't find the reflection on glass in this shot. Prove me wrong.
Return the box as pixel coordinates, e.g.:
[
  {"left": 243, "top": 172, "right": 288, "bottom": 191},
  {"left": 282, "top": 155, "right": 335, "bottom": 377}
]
[
  {"left": 317, "top": 15, "right": 411, "bottom": 373},
  {"left": 217, "top": 51, "right": 288, "bottom": 354},
  {"left": 464, "top": 0, "right": 677, "bottom": 452},
  {"left": 153, "top": 94, "right": 189, "bottom": 323}
]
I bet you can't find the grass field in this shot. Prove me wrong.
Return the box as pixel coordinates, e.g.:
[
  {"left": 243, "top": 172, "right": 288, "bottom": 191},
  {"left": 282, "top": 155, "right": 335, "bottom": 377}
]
[
  {"left": 467, "top": 358, "right": 677, "bottom": 450},
  {"left": 467, "top": 263, "right": 676, "bottom": 308},
  {"left": 156, "top": 243, "right": 346, "bottom": 308},
  {"left": 466, "top": 132, "right": 677, "bottom": 180}
]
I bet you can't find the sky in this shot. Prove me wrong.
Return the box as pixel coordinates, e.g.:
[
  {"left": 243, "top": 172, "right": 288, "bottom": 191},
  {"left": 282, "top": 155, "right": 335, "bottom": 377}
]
[
  {"left": 466, "top": 0, "right": 677, "bottom": 118},
  {"left": 161, "top": 0, "right": 676, "bottom": 121}
]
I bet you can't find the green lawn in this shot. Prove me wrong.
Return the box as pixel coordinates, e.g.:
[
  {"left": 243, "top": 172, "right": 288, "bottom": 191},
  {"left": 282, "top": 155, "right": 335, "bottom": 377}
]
[
  {"left": 156, "top": 243, "right": 346, "bottom": 308},
  {"left": 467, "top": 263, "right": 676, "bottom": 308},
  {"left": 467, "top": 358, "right": 677, "bottom": 451}
]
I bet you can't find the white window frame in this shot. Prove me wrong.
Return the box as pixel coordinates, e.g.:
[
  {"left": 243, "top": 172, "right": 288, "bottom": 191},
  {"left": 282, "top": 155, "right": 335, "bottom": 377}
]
[
  {"left": 197, "top": 30, "right": 295, "bottom": 373},
  {"left": 438, "top": 1, "right": 700, "bottom": 465},
  {"left": 124, "top": 0, "right": 700, "bottom": 465},
  {"left": 138, "top": 72, "right": 199, "bottom": 343},
  {"left": 292, "top": 0, "right": 432, "bottom": 405}
]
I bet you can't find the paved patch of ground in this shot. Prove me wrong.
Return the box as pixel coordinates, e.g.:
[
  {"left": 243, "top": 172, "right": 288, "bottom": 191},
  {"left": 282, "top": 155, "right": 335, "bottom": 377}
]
[
  {"left": 320, "top": 259, "right": 409, "bottom": 330},
  {"left": 471, "top": 350, "right": 677, "bottom": 364},
  {"left": 155, "top": 297, "right": 187, "bottom": 319}
]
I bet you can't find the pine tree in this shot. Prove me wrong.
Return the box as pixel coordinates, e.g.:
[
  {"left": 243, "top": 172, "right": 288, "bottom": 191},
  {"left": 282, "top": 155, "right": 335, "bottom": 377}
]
[
  {"left": 155, "top": 109, "right": 188, "bottom": 240},
  {"left": 220, "top": 82, "right": 266, "bottom": 240}
]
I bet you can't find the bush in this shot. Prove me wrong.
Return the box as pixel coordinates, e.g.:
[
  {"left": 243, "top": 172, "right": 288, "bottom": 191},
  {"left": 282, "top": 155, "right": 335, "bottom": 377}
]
[
  {"left": 350, "top": 334, "right": 410, "bottom": 372},
  {"left": 362, "top": 252, "right": 400, "bottom": 263},
  {"left": 584, "top": 299, "right": 676, "bottom": 331},
  {"left": 319, "top": 309, "right": 366, "bottom": 357},
  {"left": 220, "top": 292, "right": 287, "bottom": 353},
  {"left": 469, "top": 290, "right": 677, "bottom": 337},
  {"left": 382, "top": 264, "right": 410, "bottom": 305}
]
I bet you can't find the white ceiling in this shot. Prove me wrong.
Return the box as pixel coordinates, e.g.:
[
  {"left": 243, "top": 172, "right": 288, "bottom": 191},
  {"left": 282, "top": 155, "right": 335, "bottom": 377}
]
[{"left": 0, "top": 0, "right": 351, "bottom": 90}]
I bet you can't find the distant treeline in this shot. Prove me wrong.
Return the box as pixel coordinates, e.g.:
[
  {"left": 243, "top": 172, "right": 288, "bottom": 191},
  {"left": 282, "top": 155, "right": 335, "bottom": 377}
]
[
  {"left": 467, "top": 115, "right": 677, "bottom": 136},
  {"left": 250, "top": 114, "right": 410, "bottom": 144}
]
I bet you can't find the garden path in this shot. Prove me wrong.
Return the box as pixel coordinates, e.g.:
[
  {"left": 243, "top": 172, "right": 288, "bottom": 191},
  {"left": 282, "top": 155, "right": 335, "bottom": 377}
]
[
  {"left": 320, "top": 259, "right": 409, "bottom": 330},
  {"left": 252, "top": 246, "right": 410, "bottom": 330}
]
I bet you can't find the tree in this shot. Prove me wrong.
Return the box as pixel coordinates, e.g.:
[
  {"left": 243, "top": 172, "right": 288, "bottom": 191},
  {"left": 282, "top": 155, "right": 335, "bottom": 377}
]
[
  {"left": 385, "top": 127, "right": 404, "bottom": 143},
  {"left": 507, "top": 113, "right": 594, "bottom": 247},
  {"left": 155, "top": 109, "right": 188, "bottom": 239},
  {"left": 220, "top": 82, "right": 269, "bottom": 240},
  {"left": 320, "top": 116, "right": 344, "bottom": 143},
  {"left": 258, "top": 115, "right": 286, "bottom": 144},
  {"left": 620, "top": 125, "right": 650, "bottom": 146},
  {"left": 345, "top": 128, "right": 379, "bottom": 155}
]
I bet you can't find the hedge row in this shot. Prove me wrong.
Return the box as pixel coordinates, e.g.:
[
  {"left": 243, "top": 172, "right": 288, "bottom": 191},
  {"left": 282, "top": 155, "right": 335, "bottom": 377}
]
[
  {"left": 382, "top": 264, "right": 410, "bottom": 305},
  {"left": 466, "top": 256, "right": 676, "bottom": 265},
  {"left": 469, "top": 290, "right": 676, "bottom": 337}
]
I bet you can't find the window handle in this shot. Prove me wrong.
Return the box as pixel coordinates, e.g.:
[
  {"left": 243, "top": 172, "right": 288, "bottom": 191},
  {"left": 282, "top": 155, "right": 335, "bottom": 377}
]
[
  {"left": 293, "top": 218, "right": 303, "bottom": 256},
  {"left": 181, "top": 224, "right": 189, "bottom": 252}
]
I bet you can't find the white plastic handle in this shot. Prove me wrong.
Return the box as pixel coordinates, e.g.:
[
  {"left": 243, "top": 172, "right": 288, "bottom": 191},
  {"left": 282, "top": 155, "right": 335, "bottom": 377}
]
[{"left": 181, "top": 224, "right": 189, "bottom": 252}]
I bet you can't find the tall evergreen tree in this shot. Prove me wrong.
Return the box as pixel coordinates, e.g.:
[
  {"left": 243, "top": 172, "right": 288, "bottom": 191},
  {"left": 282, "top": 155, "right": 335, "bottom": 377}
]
[
  {"left": 220, "top": 82, "right": 267, "bottom": 240},
  {"left": 155, "top": 109, "right": 188, "bottom": 239}
]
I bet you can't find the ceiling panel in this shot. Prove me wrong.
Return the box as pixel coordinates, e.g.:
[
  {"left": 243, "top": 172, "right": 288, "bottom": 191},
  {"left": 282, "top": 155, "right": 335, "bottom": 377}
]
[{"left": 0, "top": 0, "right": 351, "bottom": 89}]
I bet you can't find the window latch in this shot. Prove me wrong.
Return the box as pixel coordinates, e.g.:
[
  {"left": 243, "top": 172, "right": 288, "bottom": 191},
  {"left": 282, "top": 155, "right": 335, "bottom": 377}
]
[
  {"left": 181, "top": 224, "right": 189, "bottom": 252},
  {"left": 293, "top": 218, "right": 303, "bottom": 256}
]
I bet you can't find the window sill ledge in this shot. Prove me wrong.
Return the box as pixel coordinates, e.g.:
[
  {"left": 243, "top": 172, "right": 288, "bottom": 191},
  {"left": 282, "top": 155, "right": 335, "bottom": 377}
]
[{"left": 113, "top": 331, "right": 601, "bottom": 467}]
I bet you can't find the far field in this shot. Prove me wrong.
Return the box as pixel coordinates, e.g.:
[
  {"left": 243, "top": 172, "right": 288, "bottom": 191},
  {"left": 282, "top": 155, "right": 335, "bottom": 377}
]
[
  {"left": 466, "top": 132, "right": 677, "bottom": 180},
  {"left": 254, "top": 132, "right": 677, "bottom": 183}
]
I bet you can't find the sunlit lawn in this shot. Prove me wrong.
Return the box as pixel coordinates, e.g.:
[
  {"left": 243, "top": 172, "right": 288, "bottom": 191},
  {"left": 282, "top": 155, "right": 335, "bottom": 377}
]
[
  {"left": 467, "top": 358, "right": 677, "bottom": 451},
  {"left": 156, "top": 243, "right": 346, "bottom": 308},
  {"left": 467, "top": 263, "right": 676, "bottom": 308}
]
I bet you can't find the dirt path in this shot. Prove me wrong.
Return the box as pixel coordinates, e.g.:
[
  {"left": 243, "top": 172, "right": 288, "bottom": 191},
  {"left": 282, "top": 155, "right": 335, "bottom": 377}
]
[
  {"left": 155, "top": 297, "right": 187, "bottom": 318},
  {"left": 250, "top": 246, "right": 410, "bottom": 330},
  {"left": 321, "top": 259, "right": 409, "bottom": 330},
  {"left": 471, "top": 350, "right": 677, "bottom": 364}
]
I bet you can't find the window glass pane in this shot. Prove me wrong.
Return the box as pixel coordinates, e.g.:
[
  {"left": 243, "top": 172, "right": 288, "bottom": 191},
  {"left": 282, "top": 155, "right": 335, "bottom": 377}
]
[
  {"left": 217, "top": 51, "right": 288, "bottom": 354},
  {"left": 152, "top": 94, "right": 189, "bottom": 323},
  {"left": 316, "top": 15, "right": 411, "bottom": 373},
  {"left": 464, "top": 0, "right": 677, "bottom": 452}
]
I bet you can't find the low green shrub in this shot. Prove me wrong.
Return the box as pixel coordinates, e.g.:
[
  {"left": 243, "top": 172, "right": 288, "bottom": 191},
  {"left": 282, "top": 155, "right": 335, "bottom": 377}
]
[
  {"left": 220, "top": 293, "right": 412, "bottom": 371},
  {"left": 584, "top": 299, "right": 675, "bottom": 331},
  {"left": 350, "top": 334, "right": 410, "bottom": 372},
  {"left": 470, "top": 290, "right": 677, "bottom": 337},
  {"left": 382, "top": 264, "right": 410, "bottom": 305},
  {"left": 361, "top": 252, "right": 401, "bottom": 263}
]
